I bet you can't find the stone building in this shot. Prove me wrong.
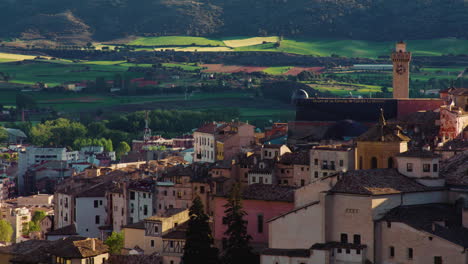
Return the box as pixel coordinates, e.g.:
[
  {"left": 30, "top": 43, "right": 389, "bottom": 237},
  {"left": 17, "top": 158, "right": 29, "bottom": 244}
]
[{"left": 310, "top": 145, "right": 355, "bottom": 180}]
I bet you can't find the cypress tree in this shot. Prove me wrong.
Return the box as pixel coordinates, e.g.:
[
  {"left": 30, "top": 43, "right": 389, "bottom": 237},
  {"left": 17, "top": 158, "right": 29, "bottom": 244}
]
[
  {"left": 183, "top": 196, "right": 219, "bottom": 264},
  {"left": 222, "top": 184, "right": 257, "bottom": 264}
]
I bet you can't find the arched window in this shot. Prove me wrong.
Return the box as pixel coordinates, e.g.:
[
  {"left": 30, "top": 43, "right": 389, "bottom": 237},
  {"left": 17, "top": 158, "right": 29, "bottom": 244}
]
[
  {"left": 388, "top": 157, "right": 394, "bottom": 168},
  {"left": 371, "top": 157, "right": 378, "bottom": 169}
]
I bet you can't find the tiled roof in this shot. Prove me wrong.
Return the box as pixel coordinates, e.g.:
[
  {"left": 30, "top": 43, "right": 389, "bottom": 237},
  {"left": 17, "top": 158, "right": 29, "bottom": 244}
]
[
  {"left": 4, "top": 240, "right": 53, "bottom": 264},
  {"left": 396, "top": 150, "right": 441, "bottom": 158},
  {"left": 76, "top": 183, "right": 107, "bottom": 198},
  {"left": 279, "top": 151, "right": 310, "bottom": 165},
  {"left": 262, "top": 248, "right": 310, "bottom": 257},
  {"left": 46, "top": 224, "right": 78, "bottom": 236},
  {"left": 449, "top": 88, "right": 468, "bottom": 96},
  {"left": 162, "top": 222, "right": 188, "bottom": 240},
  {"left": 195, "top": 122, "right": 220, "bottom": 133},
  {"left": 123, "top": 221, "right": 145, "bottom": 230},
  {"left": 262, "top": 144, "right": 286, "bottom": 149},
  {"left": 441, "top": 151, "right": 468, "bottom": 186},
  {"left": 330, "top": 169, "right": 440, "bottom": 195},
  {"left": 242, "top": 184, "right": 295, "bottom": 202},
  {"left": 355, "top": 124, "right": 410, "bottom": 142},
  {"left": 382, "top": 204, "right": 468, "bottom": 248},
  {"left": 128, "top": 178, "right": 155, "bottom": 192},
  {"left": 49, "top": 237, "right": 109, "bottom": 258},
  {"left": 436, "top": 139, "right": 468, "bottom": 151}
]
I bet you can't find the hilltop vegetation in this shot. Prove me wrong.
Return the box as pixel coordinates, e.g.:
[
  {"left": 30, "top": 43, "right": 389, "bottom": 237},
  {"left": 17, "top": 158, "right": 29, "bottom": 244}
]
[{"left": 0, "top": 0, "right": 467, "bottom": 43}]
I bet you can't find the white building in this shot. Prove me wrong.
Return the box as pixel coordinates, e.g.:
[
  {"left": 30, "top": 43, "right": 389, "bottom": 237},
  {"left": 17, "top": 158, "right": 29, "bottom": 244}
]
[
  {"left": 128, "top": 185, "right": 154, "bottom": 224},
  {"left": 18, "top": 147, "right": 78, "bottom": 194},
  {"left": 54, "top": 192, "right": 73, "bottom": 229},
  {"left": 310, "top": 145, "right": 355, "bottom": 180},
  {"left": 193, "top": 123, "right": 218, "bottom": 163},
  {"left": 75, "top": 184, "right": 108, "bottom": 238},
  {"left": 261, "top": 144, "right": 291, "bottom": 160}
]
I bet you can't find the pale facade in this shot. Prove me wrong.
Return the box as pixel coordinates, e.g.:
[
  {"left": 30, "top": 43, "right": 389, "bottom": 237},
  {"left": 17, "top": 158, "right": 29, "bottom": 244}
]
[
  {"left": 75, "top": 196, "right": 107, "bottom": 238},
  {"left": 128, "top": 189, "right": 154, "bottom": 224},
  {"left": 261, "top": 144, "right": 291, "bottom": 160},
  {"left": 54, "top": 193, "right": 73, "bottom": 229},
  {"left": 310, "top": 146, "right": 355, "bottom": 180},
  {"left": 356, "top": 141, "right": 408, "bottom": 170},
  {"left": 0, "top": 207, "right": 31, "bottom": 242},
  {"left": 17, "top": 194, "right": 53, "bottom": 206},
  {"left": 193, "top": 131, "right": 216, "bottom": 163}
]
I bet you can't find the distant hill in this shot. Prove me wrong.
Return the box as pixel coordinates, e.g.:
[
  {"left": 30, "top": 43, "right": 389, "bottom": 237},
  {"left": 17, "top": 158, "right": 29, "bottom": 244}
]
[{"left": 0, "top": 0, "right": 467, "bottom": 43}]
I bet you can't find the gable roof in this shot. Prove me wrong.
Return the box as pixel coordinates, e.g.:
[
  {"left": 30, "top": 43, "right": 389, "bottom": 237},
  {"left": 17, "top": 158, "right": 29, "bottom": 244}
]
[
  {"left": 242, "top": 184, "right": 295, "bottom": 202},
  {"left": 355, "top": 124, "right": 410, "bottom": 142},
  {"left": 397, "top": 149, "right": 441, "bottom": 158},
  {"left": 329, "top": 169, "right": 441, "bottom": 195},
  {"left": 279, "top": 151, "right": 309, "bottom": 165},
  {"left": 46, "top": 224, "right": 78, "bottom": 236},
  {"left": 49, "top": 237, "right": 108, "bottom": 258},
  {"left": 381, "top": 204, "right": 468, "bottom": 248}
]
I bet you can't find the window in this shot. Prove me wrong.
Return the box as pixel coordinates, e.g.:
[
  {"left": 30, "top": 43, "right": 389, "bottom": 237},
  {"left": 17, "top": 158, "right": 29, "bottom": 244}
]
[
  {"left": 353, "top": 234, "right": 361, "bottom": 245},
  {"left": 252, "top": 176, "right": 256, "bottom": 183},
  {"left": 340, "top": 233, "right": 348, "bottom": 243},
  {"left": 259, "top": 177, "right": 264, "bottom": 184},
  {"left": 151, "top": 240, "right": 155, "bottom": 247},
  {"left": 143, "top": 193, "right": 146, "bottom": 199},
  {"left": 143, "top": 205, "right": 148, "bottom": 215},
  {"left": 337, "top": 248, "right": 342, "bottom": 253},
  {"left": 359, "top": 156, "right": 363, "bottom": 170},
  {"left": 330, "top": 161, "right": 335, "bottom": 170},
  {"left": 130, "top": 192, "right": 135, "bottom": 200},
  {"left": 346, "top": 249, "right": 350, "bottom": 254},
  {"left": 371, "top": 157, "right": 378, "bottom": 169},
  {"left": 390, "top": 246, "right": 395, "bottom": 258},
  {"left": 434, "top": 256, "right": 442, "bottom": 264},
  {"left": 94, "top": 200, "right": 99, "bottom": 208},
  {"left": 257, "top": 214, "right": 264, "bottom": 233},
  {"left": 323, "top": 172, "right": 328, "bottom": 177},
  {"left": 387, "top": 222, "right": 391, "bottom": 228},
  {"left": 433, "top": 164, "right": 438, "bottom": 172},
  {"left": 200, "top": 186, "right": 205, "bottom": 194},
  {"left": 301, "top": 179, "right": 305, "bottom": 186},
  {"left": 408, "top": 248, "right": 413, "bottom": 259},
  {"left": 222, "top": 217, "right": 228, "bottom": 225},
  {"left": 281, "top": 169, "right": 285, "bottom": 173},
  {"left": 170, "top": 241, "right": 174, "bottom": 248},
  {"left": 339, "top": 160, "right": 344, "bottom": 167},
  {"left": 163, "top": 190, "right": 167, "bottom": 196},
  {"left": 421, "top": 162, "right": 433, "bottom": 172},
  {"left": 314, "top": 159, "right": 318, "bottom": 166},
  {"left": 99, "top": 200, "right": 103, "bottom": 205},
  {"left": 356, "top": 249, "right": 361, "bottom": 255},
  {"left": 388, "top": 157, "right": 394, "bottom": 168},
  {"left": 407, "top": 163, "right": 413, "bottom": 172},
  {"left": 314, "top": 171, "right": 319, "bottom": 178},
  {"left": 95, "top": 215, "right": 100, "bottom": 224},
  {"left": 244, "top": 172, "right": 248, "bottom": 178},
  {"left": 322, "top": 160, "right": 328, "bottom": 169},
  {"left": 264, "top": 150, "right": 268, "bottom": 156},
  {"left": 154, "top": 226, "right": 159, "bottom": 233}
]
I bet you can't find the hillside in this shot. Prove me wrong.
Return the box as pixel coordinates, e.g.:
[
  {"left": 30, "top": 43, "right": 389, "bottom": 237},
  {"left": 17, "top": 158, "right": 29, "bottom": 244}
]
[{"left": 0, "top": 0, "right": 467, "bottom": 42}]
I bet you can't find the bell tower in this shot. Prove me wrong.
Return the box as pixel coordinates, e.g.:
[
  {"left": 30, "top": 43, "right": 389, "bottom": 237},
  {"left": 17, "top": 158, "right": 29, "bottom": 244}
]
[{"left": 391, "top": 41, "right": 412, "bottom": 99}]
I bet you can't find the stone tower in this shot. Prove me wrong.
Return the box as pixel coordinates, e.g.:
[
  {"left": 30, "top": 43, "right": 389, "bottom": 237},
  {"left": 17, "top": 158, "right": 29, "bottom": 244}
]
[{"left": 391, "top": 41, "right": 412, "bottom": 99}]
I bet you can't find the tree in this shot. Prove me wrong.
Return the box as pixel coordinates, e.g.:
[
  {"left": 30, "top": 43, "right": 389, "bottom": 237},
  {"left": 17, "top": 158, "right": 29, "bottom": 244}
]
[
  {"left": 222, "top": 184, "right": 257, "bottom": 264},
  {"left": 183, "top": 197, "right": 219, "bottom": 264},
  {"left": 0, "top": 127, "right": 7, "bottom": 142},
  {"left": 0, "top": 219, "right": 13, "bottom": 243},
  {"left": 104, "top": 231, "right": 124, "bottom": 254},
  {"left": 116, "top": 141, "right": 130, "bottom": 159},
  {"left": 32, "top": 210, "right": 46, "bottom": 223},
  {"left": 16, "top": 93, "right": 37, "bottom": 111},
  {"left": 30, "top": 118, "right": 87, "bottom": 147}
]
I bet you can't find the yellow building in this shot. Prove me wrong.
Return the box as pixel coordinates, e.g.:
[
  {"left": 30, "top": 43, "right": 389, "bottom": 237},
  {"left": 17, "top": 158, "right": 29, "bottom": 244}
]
[{"left": 355, "top": 110, "right": 410, "bottom": 170}]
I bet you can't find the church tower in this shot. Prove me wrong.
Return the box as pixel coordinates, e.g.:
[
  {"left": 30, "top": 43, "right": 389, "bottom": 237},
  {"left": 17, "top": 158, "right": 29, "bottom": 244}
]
[{"left": 391, "top": 41, "right": 412, "bottom": 99}]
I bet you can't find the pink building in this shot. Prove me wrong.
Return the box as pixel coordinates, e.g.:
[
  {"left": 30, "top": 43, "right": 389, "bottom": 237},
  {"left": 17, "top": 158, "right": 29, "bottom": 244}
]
[
  {"left": 216, "top": 122, "right": 256, "bottom": 161},
  {"left": 213, "top": 184, "right": 295, "bottom": 249}
]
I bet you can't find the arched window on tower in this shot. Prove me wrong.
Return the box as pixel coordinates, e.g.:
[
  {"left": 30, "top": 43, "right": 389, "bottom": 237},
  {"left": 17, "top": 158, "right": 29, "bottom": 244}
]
[
  {"left": 388, "top": 157, "right": 394, "bottom": 168},
  {"left": 371, "top": 157, "right": 378, "bottom": 169}
]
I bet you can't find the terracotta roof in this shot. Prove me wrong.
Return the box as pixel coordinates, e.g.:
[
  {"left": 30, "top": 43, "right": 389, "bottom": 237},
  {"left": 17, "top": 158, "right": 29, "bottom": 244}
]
[
  {"left": 355, "top": 124, "right": 410, "bottom": 142},
  {"left": 441, "top": 151, "right": 468, "bottom": 186},
  {"left": 49, "top": 237, "right": 108, "bottom": 258},
  {"left": 4, "top": 240, "right": 53, "bottom": 264},
  {"left": 76, "top": 183, "right": 107, "bottom": 198},
  {"left": 46, "top": 224, "right": 78, "bottom": 236},
  {"left": 449, "top": 88, "right": 468, "bottom": 96},
  {"left": 162, "top": 222, "right": 188, "bottom": 240},
  {"left": 262, "top": 248, "right": 310, "bottom": 257},
  {"left": 397, "top": 150, "right": 441, "bottom": 158},
  {"left": 382, "top": 204, "right": 468, "bottom": 248},
  {"left": 330, "top": 169, "right": 440, "bottom": 195},
  {"left": 123, "top": 221, "right": 145, "bottom": 230},
  {"left": 279, "top": 151, "right": 310, "bottom": 165},
  {"left": 436, "top": 139, "right": 468, "bottom": 151},
  {"left": 128, "top": 178, "right": 155, "bottom": 192},
  {"left": 263, "top": 144, "right": 286, "bottom": 149},
  {"left": 242, "top": 184, "right": 295, "bottom": 202},
  {"left": 195, "top": 122, "right": 221, "bottom": 134}
]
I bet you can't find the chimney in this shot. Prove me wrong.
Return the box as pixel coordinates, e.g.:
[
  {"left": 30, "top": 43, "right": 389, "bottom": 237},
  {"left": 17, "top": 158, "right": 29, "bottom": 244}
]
[{"left": 91, "top": 238, "right": 96, "bottom": 251}]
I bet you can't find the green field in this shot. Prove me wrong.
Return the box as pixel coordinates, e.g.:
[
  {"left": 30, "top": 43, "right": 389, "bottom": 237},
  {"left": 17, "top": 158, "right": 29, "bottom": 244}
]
[
  {"left": 263, "top": 66, "right": 292, "bottom": 75},
  {"left": 122, "top": 36, "right": 468, "bottom": 58},
  {"left": 0, "top": 60, "right": 143, "bottom": 86},
  {"left": 129, "top": 36, "right": 226, "bottom": 47}
]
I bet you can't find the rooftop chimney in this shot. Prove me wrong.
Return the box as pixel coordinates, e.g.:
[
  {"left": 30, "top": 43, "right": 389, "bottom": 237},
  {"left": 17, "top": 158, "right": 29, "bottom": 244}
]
[{"left": 91, "top": 238, "right": 96, "bottom": 251}]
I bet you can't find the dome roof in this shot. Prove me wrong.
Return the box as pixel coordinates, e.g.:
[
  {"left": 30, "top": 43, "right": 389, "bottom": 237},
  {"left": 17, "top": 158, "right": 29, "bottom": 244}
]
[
  {"left": 292, "top": 89, "right": 309, "bottom": 100},
  {"left": 323, "top": 119, "right": 367, "bottom": 140}
]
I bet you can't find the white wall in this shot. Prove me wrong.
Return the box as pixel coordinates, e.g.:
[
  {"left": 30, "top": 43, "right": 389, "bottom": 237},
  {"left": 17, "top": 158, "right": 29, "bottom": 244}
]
[
  {"left": 76, "top": 197, "right": 107, "bottom": 238},
  {"left": 128, "top": 190, "right": 153, "bottom": 224}
]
